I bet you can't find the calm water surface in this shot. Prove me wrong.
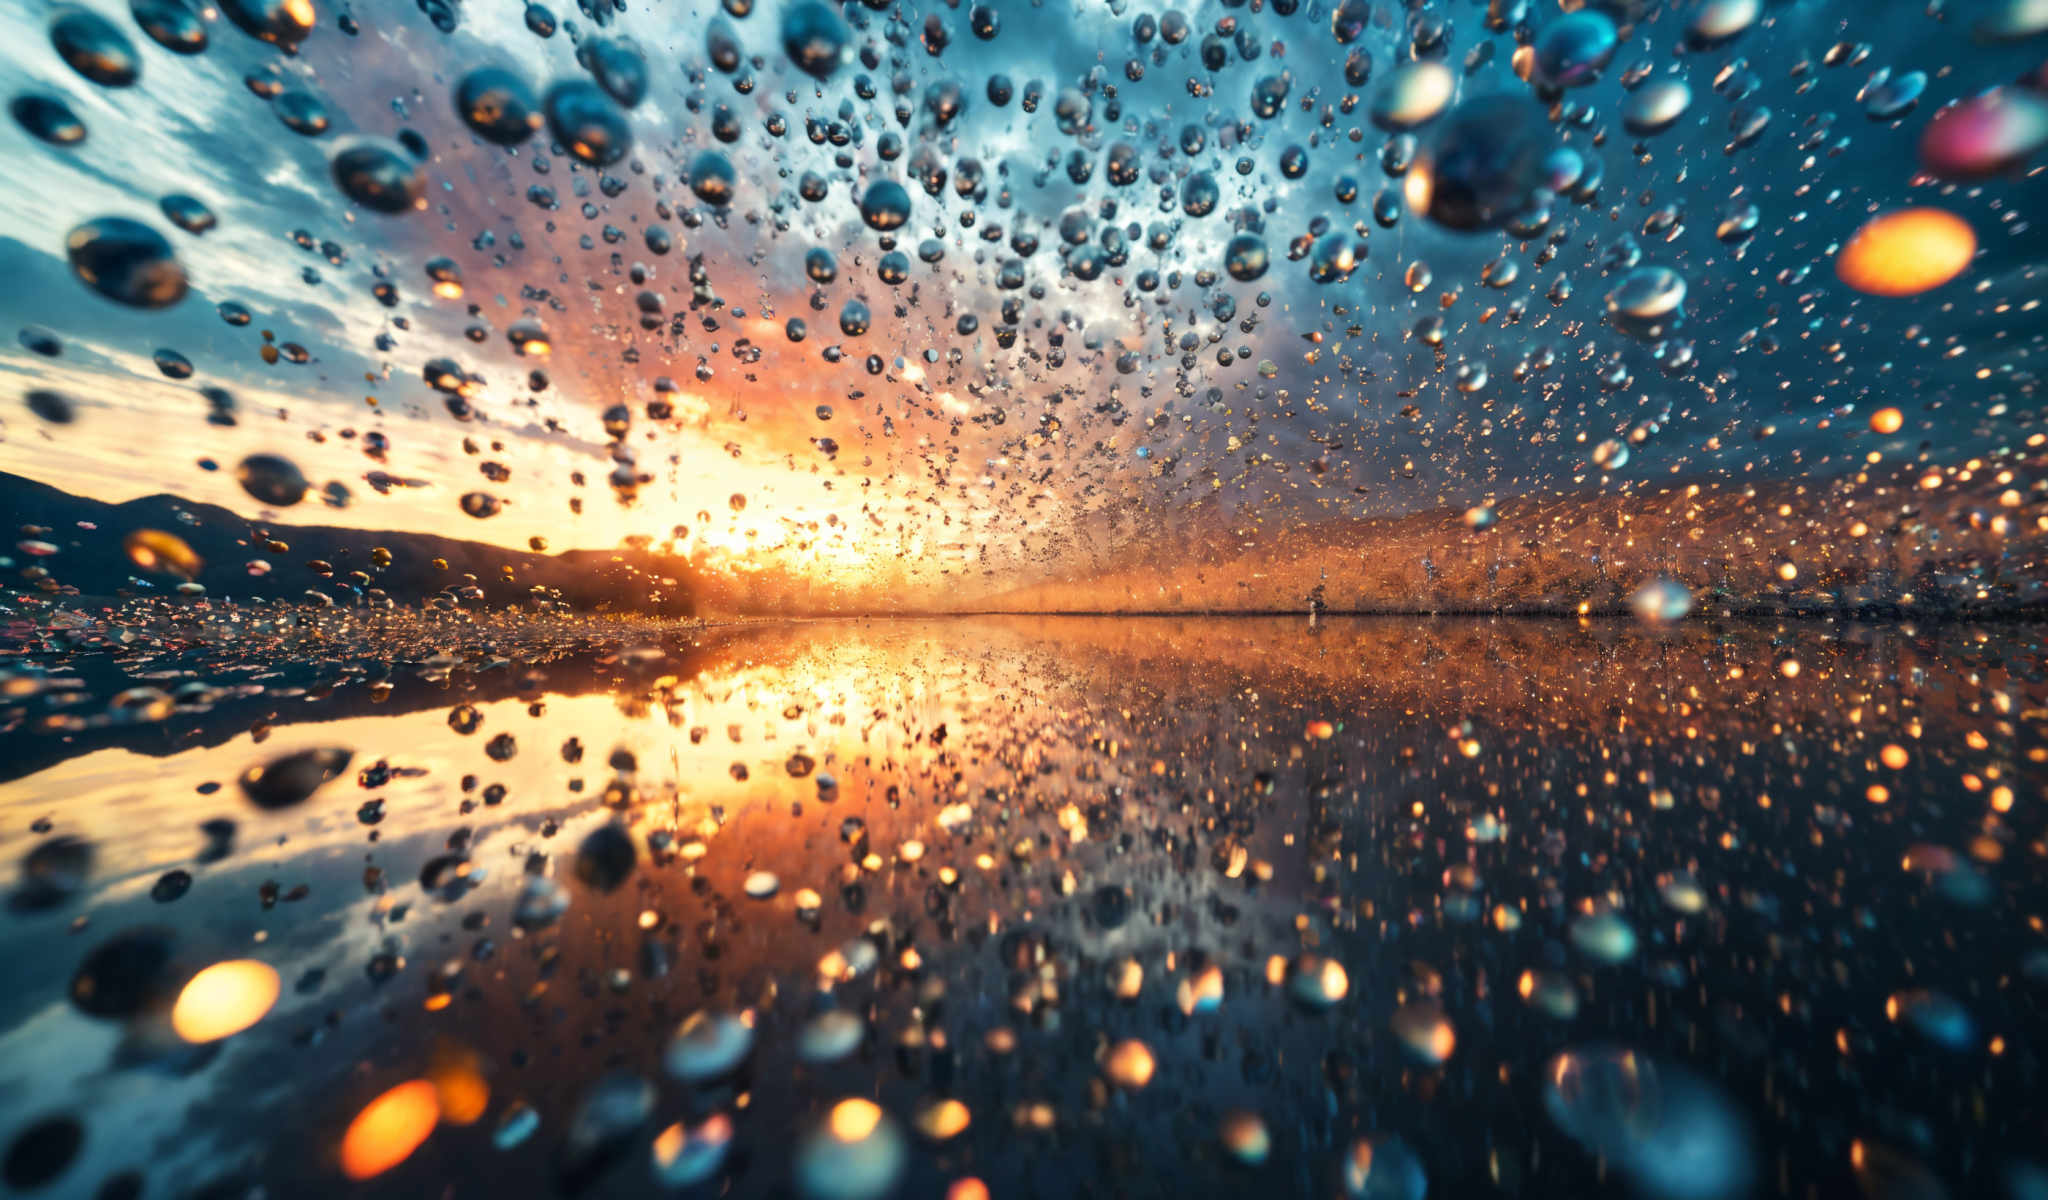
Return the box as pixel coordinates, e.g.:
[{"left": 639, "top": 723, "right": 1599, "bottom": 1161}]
[{"left": 0, "top": 616, "right": 2042, "bottom": 1200}]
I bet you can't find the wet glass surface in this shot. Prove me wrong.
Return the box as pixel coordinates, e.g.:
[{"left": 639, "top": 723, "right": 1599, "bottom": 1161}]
[
  {"left": 2, "top": 614, "right": 2042, "bottom": 1199},
  {"left": 2, "top": 0, "right": 2046, "bottom": 1192}
]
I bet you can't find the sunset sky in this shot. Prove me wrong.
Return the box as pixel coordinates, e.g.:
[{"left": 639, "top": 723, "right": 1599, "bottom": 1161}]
[{"left": 0, "top": 0, "right": 2039, "bottom": 609}]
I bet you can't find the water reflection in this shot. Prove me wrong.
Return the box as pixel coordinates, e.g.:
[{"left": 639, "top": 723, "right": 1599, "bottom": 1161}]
[{"left": 0, "top": 616, "right": 2041, "bottom": 1198}]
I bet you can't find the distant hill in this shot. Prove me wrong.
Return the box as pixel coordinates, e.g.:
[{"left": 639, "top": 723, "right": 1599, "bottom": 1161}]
[{"left": 0, "top": 472, "right": 697, "bottom": 616}]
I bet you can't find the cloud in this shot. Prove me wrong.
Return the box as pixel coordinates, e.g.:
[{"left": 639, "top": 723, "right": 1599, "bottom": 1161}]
[{"left": 0, "top": 0, "right": 2037, "bottom": 599}]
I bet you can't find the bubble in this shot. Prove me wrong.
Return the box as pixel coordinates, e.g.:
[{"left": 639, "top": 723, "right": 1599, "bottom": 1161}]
[
  {"left": 1070, "top": 243, "right": 1111, "bottom": 283},
  {"left": 11, "top": 94, "right": 85, "bottom": 145},
  {"left": 50, "top": 7, "right": 141, "bottom": 88},
  {"left": 217, "top": 0, "right": 315, "bottom": 50},
  {"left": 125, "top": 528, "right": 202, "bottom": 577},
  {"left": 1530, "top": 10, "right": 1617, "bottom": 89},
  {"left": 65, "top": 217, "right": 186, "bottom": 308},
  {"left": 131, "top": 0, "right": 208, "bottom": 54},
  {"left": 1367, "top": 187, "right": 1403, "bottom": 228},
  {"left": 926, "top": 80, "right": 968, "bottom": 127},
  {"left": 17, "top": 326, "right": 62, "bottom": 359},
  {"left": 1405, "top": 94, "right": 1554, "bottom": 231},
  {"left": 1224, "top": 233, "right": 1269, "bottom": 282},
  {"left": 689, "top": 150, "right": 737, "bottom": 206},
  {"left": 1570, "top": 909, "right": 1637, "bottom": 962},
  {"left": 239, "top": 745, "right": 349, "bottom": 806},
  {"left": 507, "top": 318, "right": 551, "bottom": 356},
  {"left": 1686, "top": 0, "right": 1760, "bottom": 48},
  {"left": 573, "top": 821, "right": 637, "bottom": 891},
  {"left": 587, "top": 37, "right": 648, "bottom": 108},
  {"left": 1862, "top": 71, "right": 1925, "bottom": 121},
  {"left": 797, "top": 1099, "right": 905, "bottom": 1200},
  {"left": 1622, "top": 78, "right": 1692, "bottom": 136},
  {"left": 1371, "top": 61, "right": 1456, "bottom": 131},
  {"left": 652, "top": 1115, "right": 734, "bottom": 1187},
  {"left": 801, "top": 247, "right": 838, "bottom": 285},
  {"left": 1836, "top": 209, "right": 1975, "bottom": 296},
  {"left": 1606, "top": 265, "right": 1686, "bottom": 340},
  {"left": 665, "top": 1010, "right": 754, "bottom": 1081},
  {"left": 330, "top": 141, "right": 425, "bottom": 213},
  {"left": 859, "top": 179, "right": 911, "bottom": 231},
  {"left": 1976, "top": 0, "right": 2048, "bottom": 40},
  {"left": 782, "top": 0, "right": 850, "bottom": 80},
  {"left": 1390, "top": 1003, "right": 1456, "bottom": 1064},
  {"left": 1716, "top": 201, "right": 1759, "bottom": 243},
  {"left": 1286, "top": 953, "right": 1349, "bottom": 1009},
  {"left": 1918, "top": 87, "right": 2048, "bottom": 180},
  {"left": 1630, "top": 576, "right": 1693, "bottom": 624},
  {"left": 1330, "top": 0, "right": 1371, "bottom": 43},
  {"left": 24, "top": 389, "right": 76, "bottom": 425},
  {"left": 2, "top": 1115, "right": 82, "bottom": 1192},
  {"left": 1308, "top": 232, "right": 1363, "bottom": 283},
  {"left": 455, "top": 67, "right": 541, "bottom": 145},
  {"left": 227, "top": 453, "right": 312, "bottom": 510},
  {"left": 1343, "top": 1134, "right": 1428, "bottom": 1200},
  {"left": 275, "top": 90, "right": 331, "bottom": 136},
  {"left": 159, "top": 193, "right": 216, "bottom": 234},
  {"left": 798, "top": 1009, "right": 864, "bottom": 1064},
  {"left": 543, "top": 80, "right": 631, "bottom": 166},
  {"left": 1250, "top": 74, "right": 1291, "bottom": 120},
  {"left": 1179, "top": 172, "right": 1220, "bottom": 219}
]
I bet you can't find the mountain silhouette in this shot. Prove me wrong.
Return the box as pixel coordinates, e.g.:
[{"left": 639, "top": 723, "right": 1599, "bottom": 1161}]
[{"left": 2, "top": 471, "right": 697, "bottom": 616}]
